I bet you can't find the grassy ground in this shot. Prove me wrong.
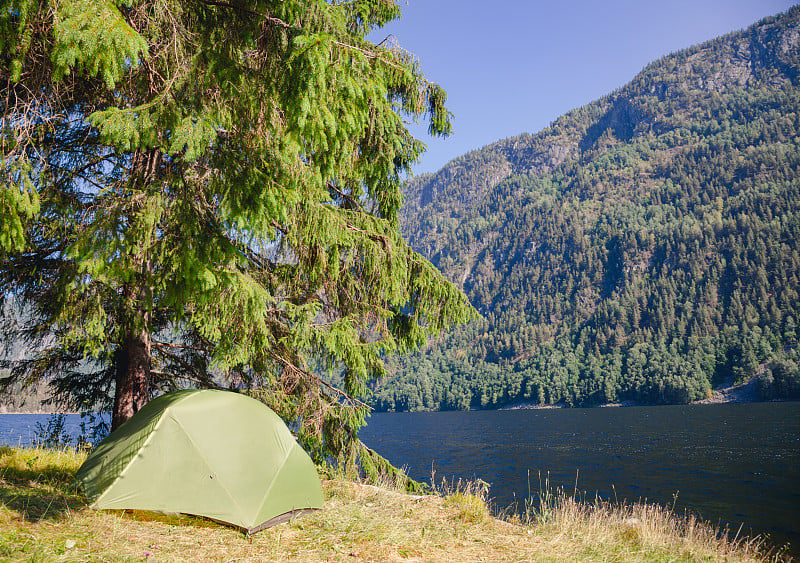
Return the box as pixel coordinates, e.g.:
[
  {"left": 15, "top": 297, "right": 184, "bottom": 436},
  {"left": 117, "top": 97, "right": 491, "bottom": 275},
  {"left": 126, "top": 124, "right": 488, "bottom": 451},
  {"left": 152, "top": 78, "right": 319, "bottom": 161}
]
[{"left": 0, "top": 446, "right": 788, "bottom": 562}]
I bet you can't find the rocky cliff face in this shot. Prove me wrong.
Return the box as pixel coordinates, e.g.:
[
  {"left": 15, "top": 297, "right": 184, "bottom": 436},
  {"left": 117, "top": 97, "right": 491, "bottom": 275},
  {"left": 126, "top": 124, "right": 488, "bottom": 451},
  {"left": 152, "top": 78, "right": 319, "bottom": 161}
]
[{"left": 400, "top": 7, "right": 800, "bottom": 274}]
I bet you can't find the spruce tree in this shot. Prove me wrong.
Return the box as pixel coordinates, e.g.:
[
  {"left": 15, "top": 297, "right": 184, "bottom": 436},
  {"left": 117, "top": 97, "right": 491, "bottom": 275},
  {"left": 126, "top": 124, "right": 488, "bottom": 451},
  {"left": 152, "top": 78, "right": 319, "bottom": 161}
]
[{"left": 0, "top": 0, "right": 474, "bottom": 473}]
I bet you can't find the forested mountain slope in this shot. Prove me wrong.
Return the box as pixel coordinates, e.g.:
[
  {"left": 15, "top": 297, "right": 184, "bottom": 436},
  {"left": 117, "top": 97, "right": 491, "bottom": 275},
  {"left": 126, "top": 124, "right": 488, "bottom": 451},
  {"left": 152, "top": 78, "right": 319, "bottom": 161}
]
[{"left": 373, "top": 7, "right": 800, "bottom": 411}]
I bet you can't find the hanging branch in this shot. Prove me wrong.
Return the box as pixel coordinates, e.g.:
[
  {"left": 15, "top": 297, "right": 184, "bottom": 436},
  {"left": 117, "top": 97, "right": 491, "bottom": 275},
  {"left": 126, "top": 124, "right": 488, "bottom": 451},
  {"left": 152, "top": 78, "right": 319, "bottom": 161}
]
[{"left": 271, "top": 352, "right": 373, "bottom": 411}]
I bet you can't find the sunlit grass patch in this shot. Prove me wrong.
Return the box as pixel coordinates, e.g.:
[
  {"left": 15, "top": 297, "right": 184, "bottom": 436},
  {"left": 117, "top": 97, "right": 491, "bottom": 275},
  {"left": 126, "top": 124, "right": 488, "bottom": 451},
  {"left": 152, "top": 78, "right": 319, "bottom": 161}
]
[
  {"left": 445, "top": 491, "right": 491, "bottom": 524},
  {"left": 436, "top": 475, "right": 492, "bottom": 525},
  {"left": 0, "top": 445, "right": 86, "bottom": 485}
]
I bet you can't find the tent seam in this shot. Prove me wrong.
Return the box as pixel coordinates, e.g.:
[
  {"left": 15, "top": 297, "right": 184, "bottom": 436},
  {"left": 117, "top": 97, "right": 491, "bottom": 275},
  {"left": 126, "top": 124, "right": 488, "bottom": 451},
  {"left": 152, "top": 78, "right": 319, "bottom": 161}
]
[
  {"left": 251, "top": 443, "right": 295, "bottom": 525},
  {"left": 93, "top": 391, "right": 198, "bottom": 507},
  {"left": 169, "top": 413, "right": 250, "bottom": 525}
]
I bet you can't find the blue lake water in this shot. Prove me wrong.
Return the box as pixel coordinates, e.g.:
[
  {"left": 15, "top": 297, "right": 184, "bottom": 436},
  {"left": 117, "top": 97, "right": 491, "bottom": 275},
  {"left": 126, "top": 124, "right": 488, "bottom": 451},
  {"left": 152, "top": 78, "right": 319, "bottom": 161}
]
[
  {"left": 2, "top": 401, "right": 798, "bottom": 555},
  {"left": 360, "top": 402, "right": 800, "bottom": 556},
  {"left": 0, "top": 413, "right": 87, "bottom": 447}
]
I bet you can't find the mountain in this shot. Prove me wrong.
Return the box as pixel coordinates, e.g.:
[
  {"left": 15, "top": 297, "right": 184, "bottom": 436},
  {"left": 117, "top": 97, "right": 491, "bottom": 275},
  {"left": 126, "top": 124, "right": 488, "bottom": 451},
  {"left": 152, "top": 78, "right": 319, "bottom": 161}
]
[{"left": 371, "top": 7, "right": 800, "bottom": 411}]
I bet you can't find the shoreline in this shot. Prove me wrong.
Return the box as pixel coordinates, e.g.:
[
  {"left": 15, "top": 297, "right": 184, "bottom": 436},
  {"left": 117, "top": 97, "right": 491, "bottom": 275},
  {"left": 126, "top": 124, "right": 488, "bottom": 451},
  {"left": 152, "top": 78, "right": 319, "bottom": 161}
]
[
  {"left": 497, "top": 376, "right": 789, "bottom": 410},
  {"left": 2, "top": 376, "right": 791, "bottom": 415},
  {"left": 0, "top": 447, "right": 784, "bottom": 561}
]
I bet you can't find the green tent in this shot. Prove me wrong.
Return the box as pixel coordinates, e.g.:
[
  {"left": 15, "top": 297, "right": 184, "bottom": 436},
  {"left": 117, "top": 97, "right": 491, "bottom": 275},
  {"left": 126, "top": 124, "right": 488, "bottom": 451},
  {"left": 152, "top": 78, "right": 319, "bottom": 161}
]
[{"left": 76, "top": 389, "right": 324, "bottom": 533}]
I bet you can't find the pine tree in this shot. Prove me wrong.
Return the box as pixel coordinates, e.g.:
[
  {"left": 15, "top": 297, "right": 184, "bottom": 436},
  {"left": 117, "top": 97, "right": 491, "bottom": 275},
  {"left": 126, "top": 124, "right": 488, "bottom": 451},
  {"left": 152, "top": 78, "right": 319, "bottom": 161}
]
[{"left": 0, "top": 0, "right": 474, "bottom": 475}]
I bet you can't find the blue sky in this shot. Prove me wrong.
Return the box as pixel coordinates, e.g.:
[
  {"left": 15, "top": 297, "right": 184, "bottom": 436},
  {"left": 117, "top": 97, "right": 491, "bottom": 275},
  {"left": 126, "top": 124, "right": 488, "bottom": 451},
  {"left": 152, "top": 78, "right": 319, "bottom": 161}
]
[{"left": 369, "top": 0, "right": 798, "bottom": 175}]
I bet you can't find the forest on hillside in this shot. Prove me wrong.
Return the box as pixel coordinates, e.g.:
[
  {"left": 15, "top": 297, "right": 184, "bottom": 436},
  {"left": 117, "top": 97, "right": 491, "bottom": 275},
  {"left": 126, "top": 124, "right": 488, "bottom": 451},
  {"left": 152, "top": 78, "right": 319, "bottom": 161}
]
[{"left": 371, "top": 7, "right": 800, "bottom": 411}]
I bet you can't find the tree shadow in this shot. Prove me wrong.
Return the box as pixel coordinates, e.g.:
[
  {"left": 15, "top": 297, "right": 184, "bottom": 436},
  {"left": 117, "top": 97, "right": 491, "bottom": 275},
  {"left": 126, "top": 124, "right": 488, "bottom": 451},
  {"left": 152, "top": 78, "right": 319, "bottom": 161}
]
[
  {"left": 109, "top": 509, "right": 225, "bottom": 531},
  {"left": 0, "top": 466, "right": 87, "bottom": 523}
]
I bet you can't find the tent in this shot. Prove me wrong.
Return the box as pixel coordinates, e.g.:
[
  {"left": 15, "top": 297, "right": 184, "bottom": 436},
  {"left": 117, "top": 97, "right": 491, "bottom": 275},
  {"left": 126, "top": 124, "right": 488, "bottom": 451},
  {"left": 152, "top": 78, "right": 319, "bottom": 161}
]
[{"left": 75, "top": 389, "right": 324, "bottom": 534}]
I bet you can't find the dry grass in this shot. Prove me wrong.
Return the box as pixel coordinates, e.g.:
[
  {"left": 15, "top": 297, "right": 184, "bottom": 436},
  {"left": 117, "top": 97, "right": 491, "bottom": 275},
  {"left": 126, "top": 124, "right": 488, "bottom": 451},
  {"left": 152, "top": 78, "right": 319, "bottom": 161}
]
[
  {"left": 512, "top": 490, "right": 784, "bottom": 563},
  {"left": 0, "top": 446, "right": 789, "bottom": 562}
]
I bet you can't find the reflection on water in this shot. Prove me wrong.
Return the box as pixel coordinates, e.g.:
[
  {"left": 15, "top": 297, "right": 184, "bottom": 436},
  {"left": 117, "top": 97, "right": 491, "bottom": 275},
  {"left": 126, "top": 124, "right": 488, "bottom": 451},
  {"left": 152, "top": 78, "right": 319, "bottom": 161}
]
[{"left": 360, "top": 402, "right": 800, "bottom": 555}]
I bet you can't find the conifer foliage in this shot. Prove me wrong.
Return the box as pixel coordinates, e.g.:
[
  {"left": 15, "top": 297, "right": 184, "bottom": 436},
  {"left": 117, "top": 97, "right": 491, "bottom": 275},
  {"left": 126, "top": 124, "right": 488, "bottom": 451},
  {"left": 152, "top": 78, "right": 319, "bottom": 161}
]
[{"left": 0, "top": 0, "right": 473, "bottom": 473}]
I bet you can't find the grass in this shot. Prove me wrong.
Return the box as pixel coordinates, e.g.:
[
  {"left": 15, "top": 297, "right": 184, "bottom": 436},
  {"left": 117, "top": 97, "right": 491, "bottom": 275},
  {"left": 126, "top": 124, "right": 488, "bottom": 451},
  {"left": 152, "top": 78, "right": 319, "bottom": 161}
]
[{"left": 0, "top": 445, "right": 790, "bottom": 562}]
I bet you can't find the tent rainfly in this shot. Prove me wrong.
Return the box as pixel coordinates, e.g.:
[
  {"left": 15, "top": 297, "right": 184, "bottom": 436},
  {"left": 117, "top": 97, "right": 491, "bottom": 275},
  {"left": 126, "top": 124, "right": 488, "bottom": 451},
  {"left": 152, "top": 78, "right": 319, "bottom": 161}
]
[{"left": 75, "top": 389, "right": 324, "bottom": 534}]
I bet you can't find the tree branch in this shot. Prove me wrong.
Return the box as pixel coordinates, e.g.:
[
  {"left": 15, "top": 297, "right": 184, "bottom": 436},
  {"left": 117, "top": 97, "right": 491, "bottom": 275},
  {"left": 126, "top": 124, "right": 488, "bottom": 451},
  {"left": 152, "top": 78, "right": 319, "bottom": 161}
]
[
  {"left": 194, "top": 0, "right": 295, "bottom": 29},
  {"left": 271, "top": 353, "right": 373, "bottom": 411},
  {"left": 151, "top": 369, "right": 227, "bottom": 390},
  {"left": 327, "top": 181, "right": 363, "bottom": 211}
]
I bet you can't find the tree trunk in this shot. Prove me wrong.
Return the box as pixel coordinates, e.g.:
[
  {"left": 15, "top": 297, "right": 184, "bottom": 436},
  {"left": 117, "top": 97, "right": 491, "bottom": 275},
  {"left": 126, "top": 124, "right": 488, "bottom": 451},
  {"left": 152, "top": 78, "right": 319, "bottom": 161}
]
[
  {"left": 111, "top": 328, "right": 152, "bottom": 430},
  {"left": 110, "top": 149, "right": 159, "bottom": 431}
]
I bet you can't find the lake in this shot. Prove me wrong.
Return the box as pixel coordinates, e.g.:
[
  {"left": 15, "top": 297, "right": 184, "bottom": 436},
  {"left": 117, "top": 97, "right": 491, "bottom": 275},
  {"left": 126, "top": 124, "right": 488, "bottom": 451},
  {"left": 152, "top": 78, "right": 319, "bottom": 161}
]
[
  {"left": 2, "top": 402, "right": 798, "bottom": 555},
  {"left": 360, "top": 402, "right": 800, "bottom": 556},
  {"left": 0, "top": 413, "right": 89, "bottom": 447}
]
